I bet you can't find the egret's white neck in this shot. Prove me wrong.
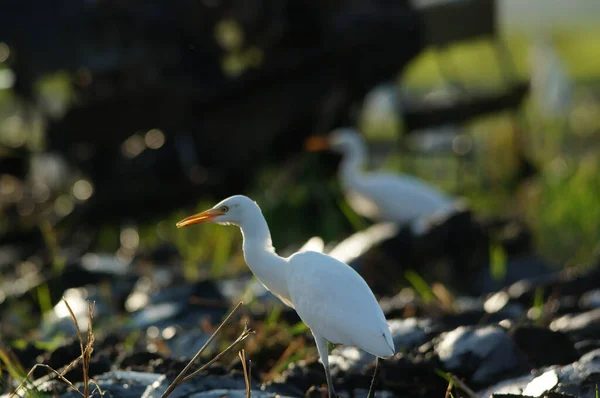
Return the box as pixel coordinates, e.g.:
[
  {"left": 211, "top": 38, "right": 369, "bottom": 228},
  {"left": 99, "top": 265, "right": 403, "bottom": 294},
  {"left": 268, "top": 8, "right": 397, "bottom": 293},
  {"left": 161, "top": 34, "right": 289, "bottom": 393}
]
[
  {"left": 238, "top": 209, "right": 290, "bottom": 303},
  {"left": 339, "top": 143, "right": 367, "bottom": 188}
]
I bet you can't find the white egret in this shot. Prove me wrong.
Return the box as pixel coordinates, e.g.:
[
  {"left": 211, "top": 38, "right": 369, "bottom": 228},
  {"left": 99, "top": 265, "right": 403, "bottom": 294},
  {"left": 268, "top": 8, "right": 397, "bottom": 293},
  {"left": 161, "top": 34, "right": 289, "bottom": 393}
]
[
  {"left": 176, "top": 195, "right": 395, "bottom": 397},
  {"left": 306, "top": 128, "right": 455, "bottom": 226}
]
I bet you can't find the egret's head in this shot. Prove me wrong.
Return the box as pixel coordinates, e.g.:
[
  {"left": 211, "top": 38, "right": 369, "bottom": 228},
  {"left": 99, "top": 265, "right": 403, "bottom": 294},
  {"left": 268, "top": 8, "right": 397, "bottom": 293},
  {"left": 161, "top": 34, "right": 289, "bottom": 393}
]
[
  {"left": 305, "top": 128, "right": 365, "bottom": 156},
  {"left": 176, "top": 195, "right": 260, "bottom": 228}
]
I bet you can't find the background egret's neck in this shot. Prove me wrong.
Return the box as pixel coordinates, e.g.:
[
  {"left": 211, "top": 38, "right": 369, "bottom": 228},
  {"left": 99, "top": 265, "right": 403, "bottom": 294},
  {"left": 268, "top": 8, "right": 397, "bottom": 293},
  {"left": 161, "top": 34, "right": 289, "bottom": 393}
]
[{"left": 340, "top": 144, "right": 367, "bottom": 186}]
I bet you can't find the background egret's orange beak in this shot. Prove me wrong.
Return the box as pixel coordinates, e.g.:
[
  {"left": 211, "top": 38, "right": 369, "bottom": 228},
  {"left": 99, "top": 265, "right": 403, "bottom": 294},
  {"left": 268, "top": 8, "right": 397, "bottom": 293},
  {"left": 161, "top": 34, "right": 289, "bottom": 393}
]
[
  {"left": 304, "top": 136, "right": 330, "bottom": 152},
  {"left": 176, "top": 208, "right": 224, "bottom": 228}
]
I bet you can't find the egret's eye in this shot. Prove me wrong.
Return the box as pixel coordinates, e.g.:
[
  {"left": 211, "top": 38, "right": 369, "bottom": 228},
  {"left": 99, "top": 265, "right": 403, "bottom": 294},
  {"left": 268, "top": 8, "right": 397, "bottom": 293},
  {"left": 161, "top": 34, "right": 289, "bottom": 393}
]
[{"left": 220, "top": 206, "right": 229, "bottom": 213}]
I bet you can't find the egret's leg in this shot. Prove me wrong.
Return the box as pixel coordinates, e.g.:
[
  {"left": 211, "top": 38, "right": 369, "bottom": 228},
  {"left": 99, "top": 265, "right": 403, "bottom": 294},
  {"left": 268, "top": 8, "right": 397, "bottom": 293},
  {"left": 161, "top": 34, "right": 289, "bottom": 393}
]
[{"left": 314, "top": 333, "right": 336, "bottom": 398}]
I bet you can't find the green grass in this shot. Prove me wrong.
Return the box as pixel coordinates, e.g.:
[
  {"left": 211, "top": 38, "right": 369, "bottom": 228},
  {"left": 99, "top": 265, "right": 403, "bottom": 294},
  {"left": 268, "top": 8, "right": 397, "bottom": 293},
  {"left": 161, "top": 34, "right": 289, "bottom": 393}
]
[
  {"left": 490, "top": 243, "right": 508, "bottom": 281},
  {"left": 0, "top": 345, "right": 42, "bottom": 397},
  {"left": 533, "top": 286, "right": 545, "bottom": 326},
  {"left": 402, "top": 30, "right": 600, "bottom": 88},
  {"left": 405, "top": 270, "right": 436, "bottom": 304}
]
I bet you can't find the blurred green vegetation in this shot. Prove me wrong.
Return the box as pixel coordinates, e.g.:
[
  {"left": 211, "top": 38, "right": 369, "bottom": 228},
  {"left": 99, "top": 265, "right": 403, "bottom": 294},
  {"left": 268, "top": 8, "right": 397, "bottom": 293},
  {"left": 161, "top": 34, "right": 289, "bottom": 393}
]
[
  {"left": 379, "top": 30, "right": 600, "bottom": 268},
  {"left": 2, "top": 30, "right": 594, "bottom": 282},
  {"left": 155, "top": 30, "right": 600, "bottom": 279}
]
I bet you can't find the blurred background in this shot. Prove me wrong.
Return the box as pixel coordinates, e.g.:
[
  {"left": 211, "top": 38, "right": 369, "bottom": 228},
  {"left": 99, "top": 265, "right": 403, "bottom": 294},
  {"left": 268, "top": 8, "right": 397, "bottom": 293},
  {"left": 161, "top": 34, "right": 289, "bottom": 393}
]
[{"left": 1, "top": 0, "right": 599, "bottom": 396}]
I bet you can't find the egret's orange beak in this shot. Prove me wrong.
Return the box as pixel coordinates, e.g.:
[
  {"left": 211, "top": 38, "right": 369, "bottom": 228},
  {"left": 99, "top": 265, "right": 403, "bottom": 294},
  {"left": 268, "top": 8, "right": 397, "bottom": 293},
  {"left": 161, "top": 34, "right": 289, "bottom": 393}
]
[
  {"left": 304, "top": 136, "right": 330, "bottom": 152},
  {"left": 176, "top": 208, "right": 224, "bottom": 228}
]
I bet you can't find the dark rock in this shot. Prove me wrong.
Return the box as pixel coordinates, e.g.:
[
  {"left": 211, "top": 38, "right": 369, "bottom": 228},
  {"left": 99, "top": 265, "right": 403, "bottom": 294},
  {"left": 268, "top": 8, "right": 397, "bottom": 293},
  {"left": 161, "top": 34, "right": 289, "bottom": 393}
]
[
  {"left": 580, "top": 289, "right": 600, "bottom": 309},
  {"left": 119, "top": 352, "right": 167, "bottom": 371},
  {"left": 379, "top": 290, "right": 431, "bottom": 320},
  {"left": 57, "top": 370, "right": 294, "bottom": 397},
  {"left": 32, "top": 337, "right": 112, "bottom": 384},
  {"left": 480, "top": 348, "right": 600, "bottom": 398},
  {"left": 275, "top": 359, "right": 331, "bottom": 397},
  {"left": 437, "top": 303, "right": 525, "bottom": 331},
  {"left": 127, "top": 280, "right": 228, "bottom": 331},
  {"left": 7, "top": 341, "right": 46, "bottom": 370},
  {"left": 575, "top": 340, "right": 600, "bottom": 356},
  {"left": 329, "top": 317, "right": 432, "bottom": 374},
  {"left": 550, "top": 308, "right": 600, "bottom": 341},
  {"left": 473, "top": 255, "right": 554, "bottom": 296},
  {"left": 1, "top": 253, "right": 137, "bottom": 322},
  {"left": 379, "top": 355, "right": 448, "bottom": 397},
  {"left": 0, "top": 229, "right": 45, "bottom": 271},
  {"left": 508, "top": 267, "right": 600, "bottom": 308},
  {"left": 304, "top": 385, "right": 325, "bottom": 397},
  {"left": 165, "top": 328, "right": 212, "bottom": 360},
  {"left": 59, "top": 371, "right": 165, "bottom": 398},
  {"left": 511, "top": 326, "right": 579, "bottom": 367},
  {"left": 324, "top": 209, "right": 544, "bottom": 298},
  {"left": 41, "top": 284, "right": 122, "bottom": 339},
  {"left": 141, "top": 370, "right": 291, "bottom": 398},
  {"left": 491, "top": 394, "right": 577, "bottom": 398},
  {"left": 435, "top": 325, "right": 529, "bottom": 387}
]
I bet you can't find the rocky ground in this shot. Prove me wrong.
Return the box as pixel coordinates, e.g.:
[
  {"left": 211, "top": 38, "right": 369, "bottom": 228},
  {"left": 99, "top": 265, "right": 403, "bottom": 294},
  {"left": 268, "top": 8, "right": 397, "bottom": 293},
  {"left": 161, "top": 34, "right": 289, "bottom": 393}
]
[{"left": 1, "top": 209, "right": 599, "bottom": 398}]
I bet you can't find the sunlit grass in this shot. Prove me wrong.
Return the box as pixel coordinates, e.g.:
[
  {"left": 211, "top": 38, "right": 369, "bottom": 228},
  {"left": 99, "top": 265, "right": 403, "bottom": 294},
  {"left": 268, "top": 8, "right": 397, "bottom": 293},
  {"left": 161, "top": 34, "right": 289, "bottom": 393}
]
[
  {"left": 489, "top": 243, "right": 508, "bottom": 281},
  {"left": 524, "top": 155, "right": 600, "bottom": 267},
  {"left": 402, "top": 30, "right": 600, "bottom": 88},
  {"left": 405, "top": 269, "right": 436, "bottom": 304},
  {"left": 166, "top": 204, "right": 244, "bottom": 281}
]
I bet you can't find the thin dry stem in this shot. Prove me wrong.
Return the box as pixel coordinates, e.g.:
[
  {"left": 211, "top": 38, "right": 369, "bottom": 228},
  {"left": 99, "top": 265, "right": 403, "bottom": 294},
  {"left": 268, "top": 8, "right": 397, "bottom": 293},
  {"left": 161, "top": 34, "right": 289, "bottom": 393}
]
[
  {"left": 447, "top": 374, "right": 476, "bottom": 398},
  {"left": 160, "top": 301, "right": 244, "bottom": 398},
  {"left": 239, "top": 349, "right": 251, "bottom": 398},
  {"left": 264, "top": 337, "right": 303, "bottom": 382},
  {"left": 444, "top": 379, "right": 453, "bottom": 398},
  {"left": 83, "top": 302, "right": 96, "bottom": 397},
  {"left": 62, "top": 298, "right": 98, "bottom": 398},
  {"left": 10, "top": 363, "right": 84, "bottom": 398},
  {"left": 181, "top": 324, "right": 252, "bottom": 382},
  {"left": 10, "top": 300, "right": 101, "bottom": 398}
]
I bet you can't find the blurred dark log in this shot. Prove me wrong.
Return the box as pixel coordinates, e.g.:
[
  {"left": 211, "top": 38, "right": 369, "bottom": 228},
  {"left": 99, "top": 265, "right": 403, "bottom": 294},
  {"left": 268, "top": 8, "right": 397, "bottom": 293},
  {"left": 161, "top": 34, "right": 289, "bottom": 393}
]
[
  {"left": 403, "top": 82, "right": 530, "bottom": 133},
  {"left": 0, "top": 0, "right": 530, "bottom": 227},
  {"left": 0, "top": 0, "right": 424, "bottom": 225}
]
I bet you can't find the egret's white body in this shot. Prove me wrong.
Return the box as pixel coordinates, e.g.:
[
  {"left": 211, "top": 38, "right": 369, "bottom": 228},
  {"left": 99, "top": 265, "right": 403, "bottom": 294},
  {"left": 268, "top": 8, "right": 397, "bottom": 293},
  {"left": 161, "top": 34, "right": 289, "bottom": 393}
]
[
  {"left": 176, "top": 195, "right": 394, "bottom": 397},
  {"left": 308, "top": 129, "right": 454, "bottom": 225}
]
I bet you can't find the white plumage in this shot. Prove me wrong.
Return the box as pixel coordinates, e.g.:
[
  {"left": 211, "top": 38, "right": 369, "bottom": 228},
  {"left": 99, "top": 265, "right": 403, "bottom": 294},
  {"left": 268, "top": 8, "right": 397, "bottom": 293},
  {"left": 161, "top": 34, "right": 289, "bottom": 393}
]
[
  {"left": 307, "top": 128, "right": 454, "bottom": 225},
  {"left": 287, "top": 251, "right": 394, "bottom": 358},
  {"left": 176, "top": 195, "right": 394, "bottom": 397}
]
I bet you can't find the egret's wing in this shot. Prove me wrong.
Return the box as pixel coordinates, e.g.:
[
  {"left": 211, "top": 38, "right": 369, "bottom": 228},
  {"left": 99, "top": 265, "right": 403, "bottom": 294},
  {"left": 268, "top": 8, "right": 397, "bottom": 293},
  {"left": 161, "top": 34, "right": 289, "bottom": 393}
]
[
  {"left": 353, "top": 173, "right": 453, "bottom": 222},
  {"left": 286, "top": 251, "right": 394, "bottom": 357}
]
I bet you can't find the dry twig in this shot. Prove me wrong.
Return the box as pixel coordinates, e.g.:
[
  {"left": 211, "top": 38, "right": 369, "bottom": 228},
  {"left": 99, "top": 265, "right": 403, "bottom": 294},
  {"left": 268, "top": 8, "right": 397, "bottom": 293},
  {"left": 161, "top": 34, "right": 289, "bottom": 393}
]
[
  {"left": 9, "top": 298, "right": 102, "bottom": 398},
  {"left": 448, "top": 374, "right": 476, "bottom": 398},
  {"left": 160, "top": 301, "right": 252, "bottom": 398},
  {"left": 444, "top": 379, "right": 453, "bottom": 398},
  {"left": 239, "top": 349, "right": 251, "bottom": 398}
]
